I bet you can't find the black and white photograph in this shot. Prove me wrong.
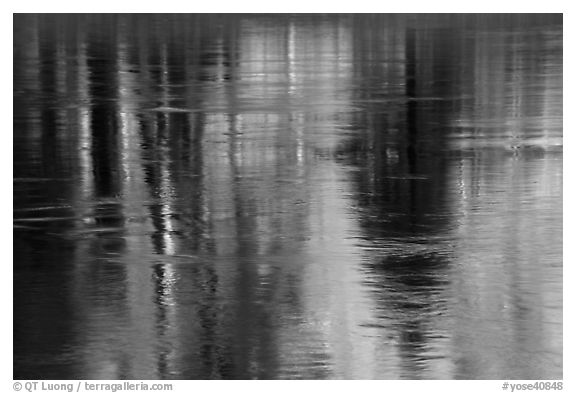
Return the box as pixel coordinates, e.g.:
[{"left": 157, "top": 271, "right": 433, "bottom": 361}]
[{"left": 13, "top": 12, "right": 563, "bottom": 383}]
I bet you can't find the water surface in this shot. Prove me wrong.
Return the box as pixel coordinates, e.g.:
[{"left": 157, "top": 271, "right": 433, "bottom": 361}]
[{"left": 13, "top": 14, "right": 562, "bottom": 380}]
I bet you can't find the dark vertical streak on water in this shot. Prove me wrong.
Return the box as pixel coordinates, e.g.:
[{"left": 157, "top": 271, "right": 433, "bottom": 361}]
[
  {"left": 405, "top": 27, "right": 417, "bottom": 177},
  {"left": 38, "top": 19, "right": 59, "bottom": 180},
  {"left": 190, "top": 112, "right": 209, "bottom": 254}
]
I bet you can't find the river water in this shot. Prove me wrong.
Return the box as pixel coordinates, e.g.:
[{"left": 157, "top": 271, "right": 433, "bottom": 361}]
[{"left": 13, "top": 14, "right": 562, "bottom": 380}]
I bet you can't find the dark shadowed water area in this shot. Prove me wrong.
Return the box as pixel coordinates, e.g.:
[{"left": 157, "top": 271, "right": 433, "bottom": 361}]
[{"left": 13, "top": 14, "right": 562, "bottom": 380}]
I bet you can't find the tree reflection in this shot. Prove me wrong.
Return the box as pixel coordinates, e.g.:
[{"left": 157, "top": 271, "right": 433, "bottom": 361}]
[
  {"left": 342, "top": 14, "right": 562, "bottom": 379},
  {"left": 336, "top": 18, "right": 458, "bottom": 378}
]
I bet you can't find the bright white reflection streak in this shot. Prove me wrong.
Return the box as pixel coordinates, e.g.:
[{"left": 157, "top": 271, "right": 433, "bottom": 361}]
[
  {"left": 77, "top": 40, "right": 93, "bottom": 207},
  {"left": 287, "top": 22, "right": 305, "bottom": 169}
]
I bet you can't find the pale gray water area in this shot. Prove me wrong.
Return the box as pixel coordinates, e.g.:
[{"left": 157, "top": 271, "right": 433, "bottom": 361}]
[{"left": 14, "top": 14, "right": 562, "bottom": 379}]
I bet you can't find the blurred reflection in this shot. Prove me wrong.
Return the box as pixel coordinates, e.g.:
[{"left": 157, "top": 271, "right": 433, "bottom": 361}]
[
  {"left": 338, "top": 19, "right": 458, "bottom": 379},
  {"left": 341, "top": 15, "right": 561, "bottom": 379},
  {"left": 14, "top": 14, "right": 561, "bottom": 380}
]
